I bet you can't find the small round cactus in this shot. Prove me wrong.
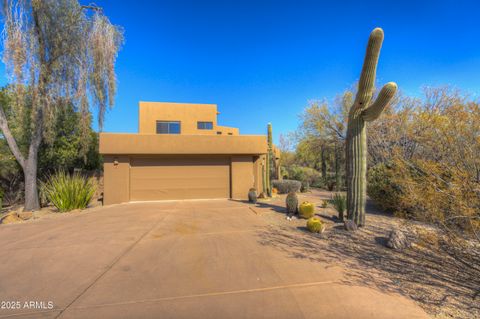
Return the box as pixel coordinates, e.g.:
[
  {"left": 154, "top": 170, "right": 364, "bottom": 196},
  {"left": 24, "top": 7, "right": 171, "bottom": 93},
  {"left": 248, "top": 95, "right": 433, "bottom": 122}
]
[
  {"left": 285, "top": 192, "right": 298, "bottom": 216},
  {"left": 307, "top": 217, "right": 324, "bottom": 233},
  {"left": 299, "top": 201, "right": 315, "bottom": 219},
  {"left": 248, "top": 188, "right": 257, "bottom": 204}
]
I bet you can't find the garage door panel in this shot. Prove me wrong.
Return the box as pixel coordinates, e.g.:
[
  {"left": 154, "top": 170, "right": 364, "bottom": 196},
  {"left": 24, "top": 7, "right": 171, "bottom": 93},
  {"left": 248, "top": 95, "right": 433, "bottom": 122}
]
[{"left": 130, "top": 157, "right": 230, "bottom": 201}]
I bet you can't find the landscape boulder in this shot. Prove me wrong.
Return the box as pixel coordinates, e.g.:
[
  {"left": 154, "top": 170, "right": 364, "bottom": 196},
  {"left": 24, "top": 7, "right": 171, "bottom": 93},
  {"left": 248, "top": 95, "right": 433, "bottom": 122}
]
[
  {"left": 344, "top": 220, "right": 358, "bottom": 231},
  {"left": 386, "top": 229, "right": 411, "bottom": 250}
]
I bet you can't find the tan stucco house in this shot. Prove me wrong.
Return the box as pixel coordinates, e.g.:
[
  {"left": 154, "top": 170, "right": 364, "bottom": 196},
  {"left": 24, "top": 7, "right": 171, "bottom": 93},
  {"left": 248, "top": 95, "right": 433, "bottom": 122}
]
[{"left": 99, "top": 102, "right": 277, "bottom": 205}]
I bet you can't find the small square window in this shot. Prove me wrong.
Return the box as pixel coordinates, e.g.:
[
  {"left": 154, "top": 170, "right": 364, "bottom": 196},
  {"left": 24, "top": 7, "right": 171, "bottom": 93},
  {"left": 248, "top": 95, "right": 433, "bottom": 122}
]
[
  {"left": 216, "top": 131, "right": 222, "bottom": 135},
  {"left": 156, "top": 121, "right": 181, "bottom": 134},
  {"left": 197, "top": 121, "right": 213, "bottom": 130}
]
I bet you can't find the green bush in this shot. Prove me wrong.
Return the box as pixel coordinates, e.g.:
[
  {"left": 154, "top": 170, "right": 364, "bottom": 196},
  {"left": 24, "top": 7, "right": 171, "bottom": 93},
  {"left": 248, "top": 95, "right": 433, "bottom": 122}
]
[
  {"left": 40, "top": 171, "right": 96, "bottom": 212},
  {"left": 299, "top": 201, "right": 315, "bottom": 219},
  {"left": 328, "top": 193, "right": 346, "bottom": 221},
  {"left": 285, "top": 192, "right": 298, "bottom": 216},
  {"left": 306, "top": 217, "right": 324, "bottom": 233},
  {"left": 300, "top": 180, "right": 310, "bottom": 192},
  {"left": 272, "top": 179, "right": 301, "bottom": 194},
  {"left": 287, "top": 165, "right": 322, "bottom": 189},
  {"left": 367, "top": 162, "right": 403, "bottom": 212}
]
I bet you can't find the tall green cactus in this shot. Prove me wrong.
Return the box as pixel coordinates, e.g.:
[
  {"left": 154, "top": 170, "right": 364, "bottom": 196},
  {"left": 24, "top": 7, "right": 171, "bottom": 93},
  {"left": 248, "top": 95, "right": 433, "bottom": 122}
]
[
  {"left": 266, "top": 123, "right": 273, "bottom": 196},
  {"left": 346, "top": 28, "right": 397, "bottom": 226}
]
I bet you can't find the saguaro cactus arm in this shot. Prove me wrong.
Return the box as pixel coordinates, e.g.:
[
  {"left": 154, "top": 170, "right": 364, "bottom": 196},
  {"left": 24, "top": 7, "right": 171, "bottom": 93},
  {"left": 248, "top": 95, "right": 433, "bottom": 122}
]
[
  {"left": 354, "top": 28, "right": 385, "bottom": 107},
  {"left": 362, "top": 82, "right": 397, "bottom": 121}
]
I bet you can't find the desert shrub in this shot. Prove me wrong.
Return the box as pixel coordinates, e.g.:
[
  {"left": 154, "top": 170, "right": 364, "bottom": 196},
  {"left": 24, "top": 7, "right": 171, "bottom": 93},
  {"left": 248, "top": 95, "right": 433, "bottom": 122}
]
[
  {"left": 248, "top": 188, "right": 257, "bottom": 204},
  {"left": 325, "top": 176, "right": 336, "bottom": 191},
  {"left": 328, "top": 193, "right": 346, "bottom": 221},
  {"left": 40, "top": 171, "right": 96, "bottom": 212},
  {"left": 299, "top": 201, "right": 315, "bottom": 219},
  {"left": 306, "top": 217, "right": 324, "bottom": 233},
  {"left": 310, "top": 175, "right": 327, "bottom": 188},
  {"left": 367, "top": 162, "right": 404, "bottom": 213},
  {"left": 300, "top": 180, "right": 310, "bottom": 192},
  {"left": 285, "top": 192, "right": 298, "bottom": 216},
  {"left": 321, "top": 200, "right": 328, "bottom": 208},
  {"left": 287, "top": 165, "right": 322, "bottom": 189},
  {"left": 272, "top": 179, "right": 301, "bottom": 194}
]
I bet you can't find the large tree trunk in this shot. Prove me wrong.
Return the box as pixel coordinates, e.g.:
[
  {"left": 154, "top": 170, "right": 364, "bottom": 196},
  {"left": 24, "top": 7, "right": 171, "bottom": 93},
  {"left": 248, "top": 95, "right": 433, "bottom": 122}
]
[
  {"left": 0, "top": 102, "right": 43, "bottom": 211},
  {"left": 24, "top": 149, "right": 40, "bottom": 211},
  {"left": 23, "top": 108, "right": 43, "bottom": 211}
]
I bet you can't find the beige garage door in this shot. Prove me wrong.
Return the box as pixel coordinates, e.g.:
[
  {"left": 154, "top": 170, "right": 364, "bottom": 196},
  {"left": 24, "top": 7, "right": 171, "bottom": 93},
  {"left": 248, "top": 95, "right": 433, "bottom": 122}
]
[{"left": 130, "top": 156, "right": 230, "bottom": 201}]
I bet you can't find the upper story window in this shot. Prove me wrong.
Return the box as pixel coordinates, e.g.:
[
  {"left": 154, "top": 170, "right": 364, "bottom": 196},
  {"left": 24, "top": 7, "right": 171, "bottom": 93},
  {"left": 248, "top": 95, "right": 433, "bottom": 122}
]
[
  {"left": 156, "top": 121, "right": 181, "bottom": 134},
  {"left": 197, "top": 121, "right": 213, "bottom": 130}
]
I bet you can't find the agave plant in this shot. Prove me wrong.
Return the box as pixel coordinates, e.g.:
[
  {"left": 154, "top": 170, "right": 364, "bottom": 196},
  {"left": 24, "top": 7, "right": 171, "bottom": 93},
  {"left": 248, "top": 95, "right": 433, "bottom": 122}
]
[
  {"left": 40, "top": 171, "right": 96, "bottom": 212},
  {"left": 328, "top": 193, "right": 346, "bottom": 221}
]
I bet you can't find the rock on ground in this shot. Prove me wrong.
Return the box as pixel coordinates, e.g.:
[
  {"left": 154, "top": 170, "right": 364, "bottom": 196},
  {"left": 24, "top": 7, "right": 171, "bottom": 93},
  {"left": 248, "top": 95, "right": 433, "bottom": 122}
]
[
  {"left": 344, "top": 220, "right": 358, "bottom": 231},
  {"left": 387, "top": 229, "right": 411, "bottom": 250}
]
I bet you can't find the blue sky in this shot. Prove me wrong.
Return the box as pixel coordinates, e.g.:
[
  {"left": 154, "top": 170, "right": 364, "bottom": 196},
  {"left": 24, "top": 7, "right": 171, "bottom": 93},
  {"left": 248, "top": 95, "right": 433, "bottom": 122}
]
[{"left": 2, "top": 1, "right": 480, "bottom": 143}]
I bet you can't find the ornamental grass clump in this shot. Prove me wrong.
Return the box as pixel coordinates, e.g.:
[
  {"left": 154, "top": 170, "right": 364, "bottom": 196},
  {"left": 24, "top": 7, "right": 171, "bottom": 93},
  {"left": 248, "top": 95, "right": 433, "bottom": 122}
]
[
  {"left": 329, "top": 193, "right": 346, "bottom": 221},
  {"left": 41, "top": 171, "right": 96, "bottom": 212},
  {"left": 299, "top": 201, "right": 315, "bottom": 219},
  {"left": 307, "top": 217, "right": 324, "bottom": 233}
]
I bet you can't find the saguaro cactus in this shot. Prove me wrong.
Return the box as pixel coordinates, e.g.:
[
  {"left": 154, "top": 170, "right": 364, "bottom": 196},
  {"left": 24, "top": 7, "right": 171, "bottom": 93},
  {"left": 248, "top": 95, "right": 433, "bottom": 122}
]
[
  {"left": 266, "top": 123, "right": 273, "bottom": 196},
  {"left": 346, "top": 28, "right": 397, "bottom": 226}
]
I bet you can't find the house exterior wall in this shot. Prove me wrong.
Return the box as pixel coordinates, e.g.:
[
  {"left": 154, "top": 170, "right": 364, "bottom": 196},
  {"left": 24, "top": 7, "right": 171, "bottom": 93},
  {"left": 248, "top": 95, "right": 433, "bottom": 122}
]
[
  {"left": 100, "top": 101, "right": 274, "bottom": 205},
  {"left": 231, "top": 156, "right": 254, "bottom": 200},
  {"left": 99, "top": 134, "right": 266, "bottom": 155},
  {"left": 103, "top": 155, "right": 130, "bottom": 205},
  {"left": 138, "top": 102, "right": 239, "bottom": 135},
  {"left": 102, "top": 155, "right": 260, "bottom": 204}
]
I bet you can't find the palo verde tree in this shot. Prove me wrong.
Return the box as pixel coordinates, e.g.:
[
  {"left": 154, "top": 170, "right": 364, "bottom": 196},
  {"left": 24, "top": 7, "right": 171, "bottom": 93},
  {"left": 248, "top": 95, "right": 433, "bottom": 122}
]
[
  {"left": 346, "top": 28, "right": 397, "bottom": 226},
  {"left": 0, "top": 0, "right": 123, "bottom": 210}
]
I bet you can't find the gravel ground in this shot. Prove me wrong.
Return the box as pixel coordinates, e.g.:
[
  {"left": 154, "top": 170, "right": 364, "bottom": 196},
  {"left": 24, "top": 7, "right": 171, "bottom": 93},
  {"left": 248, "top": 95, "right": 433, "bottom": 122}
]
[{"left": 251, "top": 188, "right": 480, "bottom": 319}]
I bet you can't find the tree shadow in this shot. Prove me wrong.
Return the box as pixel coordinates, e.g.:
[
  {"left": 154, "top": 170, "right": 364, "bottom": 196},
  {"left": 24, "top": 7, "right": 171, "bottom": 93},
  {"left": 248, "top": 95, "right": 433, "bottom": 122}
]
[
  {"left": 254, "top": 201, "right": 286, "bottom": 214},
  {"left": 257, "top": 218, "right": 480, "bottom": 319}
]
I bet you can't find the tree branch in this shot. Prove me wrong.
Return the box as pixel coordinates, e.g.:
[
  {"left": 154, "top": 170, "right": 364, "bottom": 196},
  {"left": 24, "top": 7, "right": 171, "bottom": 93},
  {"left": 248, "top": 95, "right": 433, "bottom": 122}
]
[
  {"left": 0, "top": 103, "right": 26, "bottom": 169},
  {"left": 362, "top": 82, "right": 397, "bottom": 121}
]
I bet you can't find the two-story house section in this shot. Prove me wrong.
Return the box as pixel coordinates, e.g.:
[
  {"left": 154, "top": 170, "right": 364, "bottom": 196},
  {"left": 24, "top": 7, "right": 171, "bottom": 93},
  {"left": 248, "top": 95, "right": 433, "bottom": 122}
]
[{"left": 99, "top": 102, "right": 276, "bottom": 205}]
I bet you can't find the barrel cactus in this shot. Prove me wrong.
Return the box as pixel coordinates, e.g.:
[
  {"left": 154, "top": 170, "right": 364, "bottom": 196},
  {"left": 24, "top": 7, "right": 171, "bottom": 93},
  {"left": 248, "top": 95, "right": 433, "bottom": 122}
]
[
  {"left": 248, "top": 188, "right": 257, "bottom": 204},
  {"left": 346, "top": 28, "right": 397, "bottom": 226},
  {"left": 285, "top": 192, "right": 298, "bottom": 217},
  {"left": 299, "top": 201, "right": 315, "bottom": 219},
  {"left": 307, "top": 217, "right": 324, "bottom": 233}
]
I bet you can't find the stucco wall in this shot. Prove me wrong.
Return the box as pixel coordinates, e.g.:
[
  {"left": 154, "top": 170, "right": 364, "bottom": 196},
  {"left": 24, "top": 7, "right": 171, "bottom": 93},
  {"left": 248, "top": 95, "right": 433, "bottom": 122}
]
[
  {"left": 138, "top": 102, "right": 239, "bottom": 135},
  {"left": 103, "top": 155, "right": 130, "bottom": 205},
  {"left": 231, "top": 156, "right": 254, "bottom": 200},
  {"left": 99, "top": 134, "right": 267, "bottom": 155},
  {"left": 102, "top": 155, "right": 262, "bottom": 204}
]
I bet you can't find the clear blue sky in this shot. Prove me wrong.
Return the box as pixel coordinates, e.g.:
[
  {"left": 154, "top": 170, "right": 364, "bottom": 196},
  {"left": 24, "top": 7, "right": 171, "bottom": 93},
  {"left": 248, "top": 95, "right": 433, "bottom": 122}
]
[{"left": 3, "top": 1, "right": 480, "bottom": 143}]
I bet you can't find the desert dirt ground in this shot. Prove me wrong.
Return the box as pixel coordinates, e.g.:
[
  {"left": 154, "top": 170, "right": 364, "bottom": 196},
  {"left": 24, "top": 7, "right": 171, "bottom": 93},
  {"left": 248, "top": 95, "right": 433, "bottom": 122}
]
[{"left": 253, "top": 189, "right": 479, "bottom": 319}]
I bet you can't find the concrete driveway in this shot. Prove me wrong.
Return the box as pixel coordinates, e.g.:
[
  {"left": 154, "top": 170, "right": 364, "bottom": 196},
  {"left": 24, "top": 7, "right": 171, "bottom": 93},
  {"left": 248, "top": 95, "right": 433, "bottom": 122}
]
[{"left": 0, "top": 200, "right": 429, "bottom": 319}]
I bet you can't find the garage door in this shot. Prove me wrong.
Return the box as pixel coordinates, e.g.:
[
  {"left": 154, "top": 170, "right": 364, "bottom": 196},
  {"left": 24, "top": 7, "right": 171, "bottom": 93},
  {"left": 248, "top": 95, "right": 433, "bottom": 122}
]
[{"left": 130, "top": 156, "right": 231, "bottom": 201}]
